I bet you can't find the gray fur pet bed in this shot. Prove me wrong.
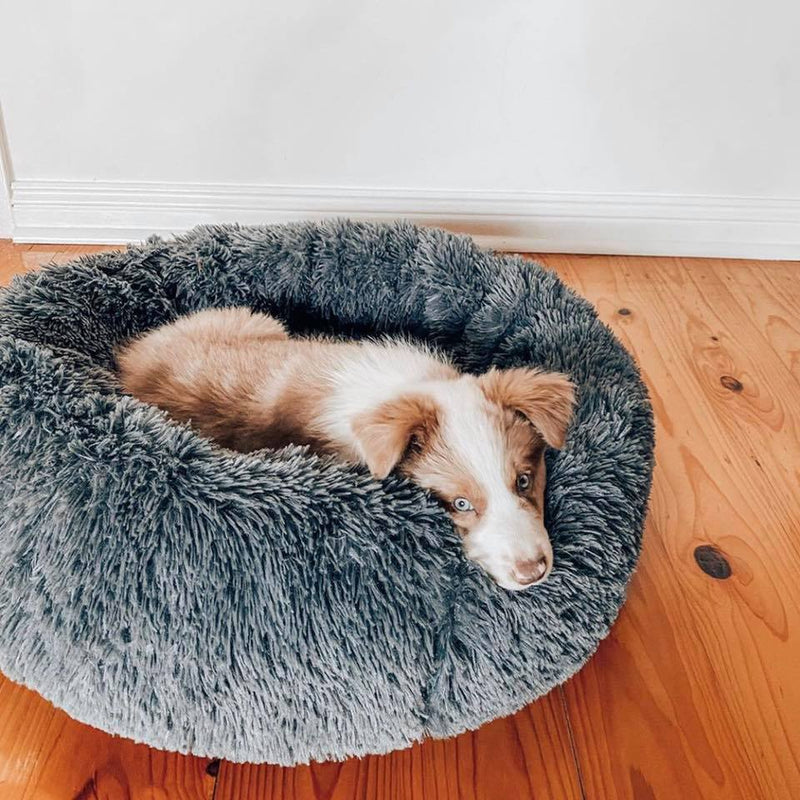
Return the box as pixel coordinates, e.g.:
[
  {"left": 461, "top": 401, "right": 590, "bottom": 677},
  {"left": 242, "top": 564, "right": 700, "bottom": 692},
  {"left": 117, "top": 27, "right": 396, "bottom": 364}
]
[{"left": 0, "top": 220, "right": 653, "bottom": 764}]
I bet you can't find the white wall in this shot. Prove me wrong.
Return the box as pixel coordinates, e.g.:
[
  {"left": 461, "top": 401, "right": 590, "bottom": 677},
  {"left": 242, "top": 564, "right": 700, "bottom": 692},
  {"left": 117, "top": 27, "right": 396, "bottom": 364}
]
[
  {"left": 1, "top": 0, "right": 799, "bottom": 255},
  {"left": 0, "top": 104, "right": 12, "bottom": 238}
]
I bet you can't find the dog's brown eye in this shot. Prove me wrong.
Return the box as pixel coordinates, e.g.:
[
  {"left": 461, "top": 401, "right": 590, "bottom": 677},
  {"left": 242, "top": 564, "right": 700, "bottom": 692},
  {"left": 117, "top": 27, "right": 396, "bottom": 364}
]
[
  {"left": 452, "top": 497, "right": 474, "bottom": 513},
  {"left": 516, "top": 473, "right": 531, "bottom": 492}
]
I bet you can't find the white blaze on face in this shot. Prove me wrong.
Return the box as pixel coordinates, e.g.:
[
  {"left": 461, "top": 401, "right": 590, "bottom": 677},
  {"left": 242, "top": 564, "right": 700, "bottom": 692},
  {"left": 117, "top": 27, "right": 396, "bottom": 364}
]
[{"left": 434, "top": 379, "right": 552, "bottom": 591}]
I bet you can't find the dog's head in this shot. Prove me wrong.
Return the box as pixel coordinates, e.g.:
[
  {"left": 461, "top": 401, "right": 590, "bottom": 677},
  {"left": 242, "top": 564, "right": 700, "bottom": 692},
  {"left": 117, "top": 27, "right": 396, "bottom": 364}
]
[{"left": 352, "top": 368, "right": 575, "bottom": 590}]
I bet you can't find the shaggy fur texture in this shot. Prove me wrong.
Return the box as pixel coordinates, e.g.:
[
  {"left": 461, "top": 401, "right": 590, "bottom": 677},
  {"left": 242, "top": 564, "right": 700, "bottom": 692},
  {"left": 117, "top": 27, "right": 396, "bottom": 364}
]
[{"left": 0, "top": 220, "right": 654, "bottom": 764}]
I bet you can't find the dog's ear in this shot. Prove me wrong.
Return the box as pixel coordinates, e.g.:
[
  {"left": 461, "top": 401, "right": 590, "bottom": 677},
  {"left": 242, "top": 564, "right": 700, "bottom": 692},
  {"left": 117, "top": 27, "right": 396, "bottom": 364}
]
[
  {"left": 480, "top": 367, "right": 575, "bottom": 449},
  {"left": 352, "top": 394, "right": 439, "bottom": 479}
]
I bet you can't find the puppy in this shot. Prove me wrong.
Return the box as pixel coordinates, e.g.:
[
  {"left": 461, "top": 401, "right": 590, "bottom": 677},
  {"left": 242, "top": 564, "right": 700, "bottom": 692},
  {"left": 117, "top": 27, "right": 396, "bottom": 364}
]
[{"left": 117, "top": 307, "right": 575, "bottom": 590}]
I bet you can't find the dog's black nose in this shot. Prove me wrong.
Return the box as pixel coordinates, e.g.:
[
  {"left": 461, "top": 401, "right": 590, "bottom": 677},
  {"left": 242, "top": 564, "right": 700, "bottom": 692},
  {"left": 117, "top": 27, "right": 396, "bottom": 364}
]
[{"left": 513, "top": 556, "right": 550, "bottom": 585}]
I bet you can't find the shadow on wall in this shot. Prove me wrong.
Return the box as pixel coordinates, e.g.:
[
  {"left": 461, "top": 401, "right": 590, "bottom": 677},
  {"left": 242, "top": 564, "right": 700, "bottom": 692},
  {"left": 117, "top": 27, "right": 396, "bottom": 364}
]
[{"left": 0, "top": 101, "right": 15, "bottom": 238}]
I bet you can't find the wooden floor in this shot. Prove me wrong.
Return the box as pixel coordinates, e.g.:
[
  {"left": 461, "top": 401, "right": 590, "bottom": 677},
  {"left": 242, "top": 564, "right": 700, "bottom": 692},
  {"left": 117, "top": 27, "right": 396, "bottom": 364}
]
[{"left": 0, "top": 240, "right": 798, "bottom": 800}]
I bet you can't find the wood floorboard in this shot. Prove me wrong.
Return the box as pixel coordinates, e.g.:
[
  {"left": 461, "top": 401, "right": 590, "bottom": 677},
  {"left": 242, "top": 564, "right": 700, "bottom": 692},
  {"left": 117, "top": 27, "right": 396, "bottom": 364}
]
[
  {"left": 0, "top": 240, "right": 798, "bottom": 799},
  {"left": 539, "top": 253, "right": 800, "bottom": 800},
  {"left": 212, "top": 696, "right": 582, "bottom": 800},
  {"left": 0, "top": 674, "right": 215, "bottom": 800}
]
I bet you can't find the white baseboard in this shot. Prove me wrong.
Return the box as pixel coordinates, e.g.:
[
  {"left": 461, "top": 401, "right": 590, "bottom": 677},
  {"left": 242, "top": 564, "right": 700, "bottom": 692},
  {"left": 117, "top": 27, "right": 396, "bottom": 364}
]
[{"left": 10, "top": 179, "right": 800, "bottom": 259}]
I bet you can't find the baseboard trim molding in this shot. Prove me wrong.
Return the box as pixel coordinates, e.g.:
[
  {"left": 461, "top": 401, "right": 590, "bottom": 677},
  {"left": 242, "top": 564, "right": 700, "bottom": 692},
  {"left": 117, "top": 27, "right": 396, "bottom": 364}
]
[{"left": 11, "top": 180, "right": 800, "bottom": 258}]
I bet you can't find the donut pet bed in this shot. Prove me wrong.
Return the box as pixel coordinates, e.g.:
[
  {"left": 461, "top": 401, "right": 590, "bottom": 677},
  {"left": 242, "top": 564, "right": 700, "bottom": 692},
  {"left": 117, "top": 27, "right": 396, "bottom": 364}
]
[{"left": 0, "top": 220, "right": 654, "bottom": 764}]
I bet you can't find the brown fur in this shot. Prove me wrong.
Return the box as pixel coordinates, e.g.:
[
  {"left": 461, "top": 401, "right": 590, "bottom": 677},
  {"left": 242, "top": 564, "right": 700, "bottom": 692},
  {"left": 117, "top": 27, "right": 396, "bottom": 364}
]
[
  {"left": 403, "top": 401, "right": 548, "bottom": 535},
  {"left": 351, "top": 395, "right": 439, "bottom": 479},
  {"left": 118, "top": 309, "right": 572, "bottom": 477},
  {"left": 401, "top": 425, "right": 489, "bottom": 530},
  {"left": 119, "top": 308, "right": 345, "bottom": 453},
  {"left": 118, "top": 307, "right": 576, "bottom": 587},
  {"left": 478, "top": 368, "right": 575, "bottom": 449}
]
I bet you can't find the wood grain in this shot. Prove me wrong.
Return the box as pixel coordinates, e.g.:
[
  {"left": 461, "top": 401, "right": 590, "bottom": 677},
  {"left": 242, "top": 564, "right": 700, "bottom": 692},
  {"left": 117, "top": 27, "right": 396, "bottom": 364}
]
[
  {"left": 0, "top": 673, "right": 215, "bottom": 800},
  {"left": 213, "top": 696, "right": 583, "bottom": 800},
  {"left": 0, "top": 242, "right": 121, "bottom": 285},
  {"left": 541, "top": 254, "right": 800, "bottom": 800},
  {"left": 1, "top": 240, "right": 799, "bottom": 800}
]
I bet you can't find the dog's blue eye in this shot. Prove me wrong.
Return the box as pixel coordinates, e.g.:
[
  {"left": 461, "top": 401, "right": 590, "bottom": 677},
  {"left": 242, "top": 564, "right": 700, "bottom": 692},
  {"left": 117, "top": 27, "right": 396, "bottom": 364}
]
[
  {"left": 516, "top": 473, "right": 531, "bottom": 492},
  {"left": 452, "top": 497, "right": 473, "bottom": 513}
]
